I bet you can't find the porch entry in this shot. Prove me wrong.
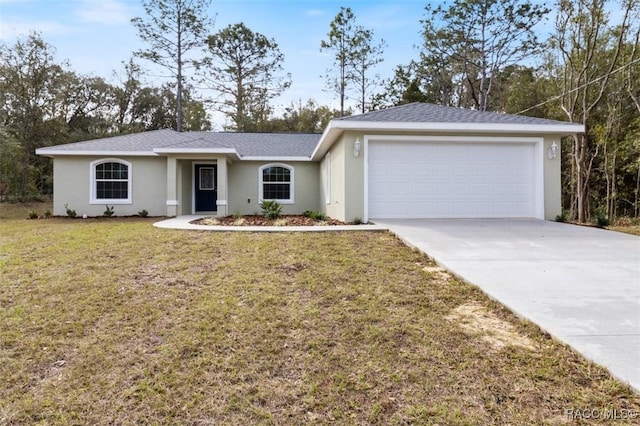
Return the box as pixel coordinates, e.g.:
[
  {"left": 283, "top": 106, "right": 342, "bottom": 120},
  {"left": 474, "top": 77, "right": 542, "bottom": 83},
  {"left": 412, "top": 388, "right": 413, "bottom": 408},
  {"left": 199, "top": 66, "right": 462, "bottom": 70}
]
[{"left": 194, "top": 163, "right": 217, "bottom": 212}]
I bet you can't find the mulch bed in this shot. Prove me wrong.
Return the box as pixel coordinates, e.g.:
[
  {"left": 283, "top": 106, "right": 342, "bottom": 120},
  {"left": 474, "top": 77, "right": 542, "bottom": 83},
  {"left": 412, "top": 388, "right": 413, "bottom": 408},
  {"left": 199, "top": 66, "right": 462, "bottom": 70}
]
[{"left": 191, "top": 215, "right": 350, "bottom": 226}]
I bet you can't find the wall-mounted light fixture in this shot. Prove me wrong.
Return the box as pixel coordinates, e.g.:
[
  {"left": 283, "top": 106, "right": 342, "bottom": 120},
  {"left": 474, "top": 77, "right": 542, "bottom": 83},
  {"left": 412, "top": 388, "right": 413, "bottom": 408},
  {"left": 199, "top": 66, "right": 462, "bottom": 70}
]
[
  {"left": 548, "top": 141, "right": 558, "bottom": 160},
  {"left": 353, "top": 138, "right": 361, "bottom": 157}
]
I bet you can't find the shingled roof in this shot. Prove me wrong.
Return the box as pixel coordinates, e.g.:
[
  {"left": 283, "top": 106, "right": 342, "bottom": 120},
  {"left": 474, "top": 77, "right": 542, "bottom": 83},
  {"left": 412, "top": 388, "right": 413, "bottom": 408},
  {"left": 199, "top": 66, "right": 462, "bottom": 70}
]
[
  {"left": 36, "top": 129, "right": 195, "bottom": 154},
  {"left": 36, "top": 129, "right": 321, "bottom": 158},
  {"left": 337, "top": 102, "right": 578, "bottom": 126},
  {"left": 161, "top": 132, "right": 321, "bottom": 158}
]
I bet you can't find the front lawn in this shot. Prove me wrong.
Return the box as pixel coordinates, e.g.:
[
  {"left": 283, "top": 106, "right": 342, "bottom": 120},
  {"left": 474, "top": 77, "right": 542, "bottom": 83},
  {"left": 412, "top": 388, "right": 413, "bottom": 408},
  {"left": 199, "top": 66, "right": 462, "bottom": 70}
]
[{"left": 1, "top": 202, "right": 639, "bottom": 424}]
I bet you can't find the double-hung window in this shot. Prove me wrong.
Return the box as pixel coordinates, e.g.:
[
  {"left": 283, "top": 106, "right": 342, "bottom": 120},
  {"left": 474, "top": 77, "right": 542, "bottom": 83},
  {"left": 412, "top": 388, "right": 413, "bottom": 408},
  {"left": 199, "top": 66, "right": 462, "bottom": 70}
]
[
  {"left": 90, "top": 159, "right": 132, "bottom": 204},
  {"left": 259, "top": 163, "right": 294, "bottom": 204}
]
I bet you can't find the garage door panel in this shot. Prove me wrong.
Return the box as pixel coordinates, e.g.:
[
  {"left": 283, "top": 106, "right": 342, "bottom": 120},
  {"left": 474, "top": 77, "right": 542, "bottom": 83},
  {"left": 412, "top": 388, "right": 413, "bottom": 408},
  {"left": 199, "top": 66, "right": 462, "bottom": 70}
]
[{"left": 369, "top": 140, "right": 536, "bottom": 219}]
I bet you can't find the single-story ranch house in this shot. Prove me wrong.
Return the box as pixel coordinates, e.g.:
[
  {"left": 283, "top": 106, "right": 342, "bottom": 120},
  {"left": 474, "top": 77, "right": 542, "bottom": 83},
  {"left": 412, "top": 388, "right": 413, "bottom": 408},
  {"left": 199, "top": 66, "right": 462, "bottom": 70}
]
[{"left": 36, "top": 103, "right": 584, "bottom": 222}]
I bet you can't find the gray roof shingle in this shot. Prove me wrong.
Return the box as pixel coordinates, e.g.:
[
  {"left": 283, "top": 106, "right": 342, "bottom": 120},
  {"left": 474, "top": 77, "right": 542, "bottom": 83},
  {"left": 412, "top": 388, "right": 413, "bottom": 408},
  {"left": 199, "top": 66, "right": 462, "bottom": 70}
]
[
  {"left": 168, "top": 132, "right": 321, "bottom": 157},
  {"left": 337, "top": 102, "right": 577, "bottom": 126},
  {"left": 39, "top": 129, "right": 197, "bottom": 152},
  {"left": 38, "top": 130, "right": 321, "bottom": 158}
]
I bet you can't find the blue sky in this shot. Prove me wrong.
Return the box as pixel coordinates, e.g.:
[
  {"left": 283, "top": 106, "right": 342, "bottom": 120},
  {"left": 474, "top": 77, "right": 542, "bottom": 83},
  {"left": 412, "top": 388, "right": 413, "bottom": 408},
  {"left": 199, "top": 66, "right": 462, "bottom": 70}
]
[{"left": 0, "top": 0, "right": 432, "bottom": 128}]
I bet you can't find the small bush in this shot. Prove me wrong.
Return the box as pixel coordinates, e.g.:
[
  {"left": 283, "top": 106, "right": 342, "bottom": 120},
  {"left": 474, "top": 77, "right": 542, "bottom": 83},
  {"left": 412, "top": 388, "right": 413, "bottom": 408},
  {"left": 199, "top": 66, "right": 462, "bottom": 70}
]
[
  {"left": 555, "top": 210, "right": 568, "bottom": 223},
  {"left": 595, "top": 214, "right": 610, "bottom": 228},
  {"left": 203, "top": 217, "right": 219, "bottom": 226},
  {"left": 138, "top": 209, "right": 149, "bottom": 217},
  {"left": 304, "top": 210, "right": 328, "bottom": 221},
  {"left": 260, "top": 200, "right": 282, "bottom": 220},
  {"left": 28, "top": 210, "right": 39, "bottom": 219},
  {"left": 44, "top": 210, "right": 52, "bottom": 218},
  {"left": 352, "top": 217, "right": 363, "bottom": 225},
  {"left": 103, "top": 205, "right": 115, "bottom": 217},
  {"left": 64, "top": 203, "right": 77, "bottom": 218},
  {"left": 594, "top": 207, "right": 610, "bottom": 228}
]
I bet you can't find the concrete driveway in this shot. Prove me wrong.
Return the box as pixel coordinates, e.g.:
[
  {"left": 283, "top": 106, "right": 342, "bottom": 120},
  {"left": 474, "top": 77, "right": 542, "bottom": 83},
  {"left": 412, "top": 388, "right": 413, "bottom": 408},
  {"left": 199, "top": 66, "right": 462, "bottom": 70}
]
[{"left": 374, "top": 219, "right": 640, "bottom": 391}]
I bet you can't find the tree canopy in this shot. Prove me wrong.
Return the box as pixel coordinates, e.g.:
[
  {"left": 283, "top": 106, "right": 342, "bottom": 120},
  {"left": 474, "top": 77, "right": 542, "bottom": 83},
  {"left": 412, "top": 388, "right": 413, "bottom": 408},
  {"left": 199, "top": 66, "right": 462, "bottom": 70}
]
[
  {"left": 200, "top": 22, "right": 291, "bottom": 132},
  {"left": 132, "top": 0, "right": 214, "bottom": 132},
  {"left": 320, "top": 7, "right": 385, "bottom": 115}
]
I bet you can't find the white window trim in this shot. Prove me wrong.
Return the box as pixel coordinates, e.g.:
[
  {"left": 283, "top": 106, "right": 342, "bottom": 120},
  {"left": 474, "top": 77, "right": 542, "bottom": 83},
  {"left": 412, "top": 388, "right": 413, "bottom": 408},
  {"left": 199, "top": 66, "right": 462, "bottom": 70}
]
[
  {"left": 258, "top": 163, "right": 294, "bottom": 204},
  {"left": 90, "top": 158, "right": 132, "bottom": 205}
]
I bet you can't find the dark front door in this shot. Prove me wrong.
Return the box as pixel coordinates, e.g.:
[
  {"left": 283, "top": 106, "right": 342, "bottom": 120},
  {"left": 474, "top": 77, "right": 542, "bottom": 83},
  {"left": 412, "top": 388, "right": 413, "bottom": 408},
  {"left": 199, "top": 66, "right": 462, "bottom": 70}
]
[{"left": 194, "top": 164, "right": 217, "bottom": 212}]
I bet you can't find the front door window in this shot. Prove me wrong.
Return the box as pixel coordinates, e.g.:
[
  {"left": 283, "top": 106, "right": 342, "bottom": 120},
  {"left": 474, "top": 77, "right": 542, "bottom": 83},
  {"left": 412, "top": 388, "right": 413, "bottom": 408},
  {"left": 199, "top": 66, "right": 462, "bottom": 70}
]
[{"left": 200, "top": 167, "right": 215, "bottom": 190}]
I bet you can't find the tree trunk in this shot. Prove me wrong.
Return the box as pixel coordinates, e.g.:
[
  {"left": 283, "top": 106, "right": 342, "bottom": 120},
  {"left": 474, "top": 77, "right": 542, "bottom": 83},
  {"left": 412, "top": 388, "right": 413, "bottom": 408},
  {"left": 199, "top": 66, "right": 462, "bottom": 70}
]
[{"left": 176, "top": 15, "right": 183, "bottom": 132}]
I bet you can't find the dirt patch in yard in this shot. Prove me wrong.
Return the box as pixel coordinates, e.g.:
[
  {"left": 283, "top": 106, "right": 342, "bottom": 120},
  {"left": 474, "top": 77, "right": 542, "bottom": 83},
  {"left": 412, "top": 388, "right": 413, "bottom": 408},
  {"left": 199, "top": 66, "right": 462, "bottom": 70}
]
[{"left": 445, "top": 302, "right": 537, "bottom": 351}]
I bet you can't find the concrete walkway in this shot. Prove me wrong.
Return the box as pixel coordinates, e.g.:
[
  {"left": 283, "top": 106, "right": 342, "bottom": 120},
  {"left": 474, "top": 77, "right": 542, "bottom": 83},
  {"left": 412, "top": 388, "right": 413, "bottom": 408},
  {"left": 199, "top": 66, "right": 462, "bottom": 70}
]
[
  {"left": 153, "top": 215, "right": 388, "bottom": 232},
  {"left": 374, "top": 218, "right": 640, "bottom": 392}
]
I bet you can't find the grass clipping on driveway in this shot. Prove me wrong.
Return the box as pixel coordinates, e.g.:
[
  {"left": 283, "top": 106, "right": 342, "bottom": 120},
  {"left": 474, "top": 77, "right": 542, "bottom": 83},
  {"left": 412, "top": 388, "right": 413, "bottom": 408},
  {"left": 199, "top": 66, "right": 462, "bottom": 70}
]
[{"left": 1, "top": 205, "right": 639, "bottom": 424}]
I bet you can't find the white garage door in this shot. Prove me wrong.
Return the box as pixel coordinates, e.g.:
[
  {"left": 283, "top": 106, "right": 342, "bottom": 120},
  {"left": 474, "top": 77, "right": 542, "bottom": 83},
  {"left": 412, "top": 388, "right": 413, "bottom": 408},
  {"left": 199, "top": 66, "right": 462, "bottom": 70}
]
[{"left": 368, "top": 140, "right": 537, "bottom": 219}]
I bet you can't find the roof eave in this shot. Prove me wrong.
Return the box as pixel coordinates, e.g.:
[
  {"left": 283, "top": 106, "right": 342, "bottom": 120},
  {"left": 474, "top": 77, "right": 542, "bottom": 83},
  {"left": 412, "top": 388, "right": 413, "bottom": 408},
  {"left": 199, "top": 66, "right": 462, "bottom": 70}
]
[
  {"left": 152, "top": 147, "right": 241, "bottom": 161},
  {"left": 34, "top": 149, "right": 155, "bottom": 157},
  {"left": 240, "top": 156, "right": 312, "bottom": 161},
  {"left": 311, "top": 120, "right": 585, "bottom": 161},
  {"left": 153, "top": 147, "right": 238, "bottom": 154},
  {"left": 332, "top": 120, "right": 585, "bottom": 134}
]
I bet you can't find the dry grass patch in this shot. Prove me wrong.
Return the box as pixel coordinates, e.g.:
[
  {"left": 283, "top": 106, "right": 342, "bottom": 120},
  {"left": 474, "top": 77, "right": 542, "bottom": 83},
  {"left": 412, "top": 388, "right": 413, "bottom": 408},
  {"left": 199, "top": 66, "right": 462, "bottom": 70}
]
[
  {"left": 445, "top": 302, "right": 536, "bottom": 351},
  {"left": 1, "top": 202, "right": 639, "bottom": 424},
  {"left": 609, "top": 225, "right": 640, "bottom": 236}
]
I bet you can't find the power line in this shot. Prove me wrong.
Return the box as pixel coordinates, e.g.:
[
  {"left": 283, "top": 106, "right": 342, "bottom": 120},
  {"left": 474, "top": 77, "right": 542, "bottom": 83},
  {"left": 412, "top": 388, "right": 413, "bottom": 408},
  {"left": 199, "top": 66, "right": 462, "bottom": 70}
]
[{"left": 515, "top": 56, "right": 640, "bottom": 115}]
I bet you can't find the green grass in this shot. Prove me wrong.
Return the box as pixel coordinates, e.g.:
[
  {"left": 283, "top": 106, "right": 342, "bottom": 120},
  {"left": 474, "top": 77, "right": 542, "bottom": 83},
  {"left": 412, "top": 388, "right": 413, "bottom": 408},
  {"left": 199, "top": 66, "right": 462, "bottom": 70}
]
[{"left": 2, "top": 202, "right": 639, "bottom": 424}]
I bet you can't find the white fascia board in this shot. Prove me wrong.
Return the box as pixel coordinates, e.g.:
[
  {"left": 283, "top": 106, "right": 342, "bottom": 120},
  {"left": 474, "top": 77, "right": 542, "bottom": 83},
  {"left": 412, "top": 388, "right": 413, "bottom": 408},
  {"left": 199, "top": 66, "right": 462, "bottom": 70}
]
[
  {"left": 35, "top": 149, "right": 155, "bottom": 157},
  {"left": 310, "top": 123, "right": 343, "bottom": 160},
  {"left": 153, "top": 147, "right": 238, "bottom": 154},
  {"left": 240, "top": 156, "right": 312, "bottom": 162},
  {"left": 310, "top": 119, "right": 584, "bottom": 161},
  {"left": 333, "top": 120, "right": 586, "bottom": 135}
]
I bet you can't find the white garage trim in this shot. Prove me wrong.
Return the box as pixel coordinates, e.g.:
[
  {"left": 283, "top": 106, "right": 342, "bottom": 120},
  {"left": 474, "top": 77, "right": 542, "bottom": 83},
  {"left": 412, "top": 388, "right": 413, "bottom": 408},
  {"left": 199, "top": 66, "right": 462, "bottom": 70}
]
[{"left": 363, "top": 135, "right": 544, "bottom": 222}]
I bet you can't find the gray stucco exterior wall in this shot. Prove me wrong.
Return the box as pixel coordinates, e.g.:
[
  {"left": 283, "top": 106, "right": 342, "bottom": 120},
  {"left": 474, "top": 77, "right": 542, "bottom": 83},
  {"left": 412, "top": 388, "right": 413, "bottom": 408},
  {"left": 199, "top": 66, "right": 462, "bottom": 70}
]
[
  {"left": 228, "top": 161, "right": 319, "bottom": 215},
  {"left": 320, "top": 131, "right": 564, "bottom": 222},
  {"left": 52, "top": 156, "right": 167, "bottom": 217}
]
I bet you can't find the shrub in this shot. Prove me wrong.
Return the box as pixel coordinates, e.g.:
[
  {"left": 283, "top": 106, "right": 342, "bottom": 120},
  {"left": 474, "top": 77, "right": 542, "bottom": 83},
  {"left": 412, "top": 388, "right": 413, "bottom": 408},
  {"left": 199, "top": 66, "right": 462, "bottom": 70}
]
[
  {"left": 352, "top": 217, "right": 363, "bottom": 225},
  {"left": 138, "top": 209, "right": 149, "bottom": 217},
  {"left": 594, "top": 207, "right": 610, "bottom": 228},
  {"left": 28, "top": 210, "right": 38, "bottom": 219},
  {"left": 260, "top": 200, "right": 282, "bottom": 220},
  {"left": 304, "top": 210, "right": 328, "bottom": 221},
  {"left": 595, "top": 213, "right": 610, "bottom": 228},
  {"left": 203, "top": 217, "right": 219, "bottom": 226},
  {"left": 64, "top": 203, "right": 77, "bottom": 218},
  {"left": 103, "top": 205, "right": 115, "bottom": 217},
  {"left": 555, "top": 210, "right": 568, "bottom": 223},
  {"left": 44, "top": 210, "right": 52, "bottom": 218}
]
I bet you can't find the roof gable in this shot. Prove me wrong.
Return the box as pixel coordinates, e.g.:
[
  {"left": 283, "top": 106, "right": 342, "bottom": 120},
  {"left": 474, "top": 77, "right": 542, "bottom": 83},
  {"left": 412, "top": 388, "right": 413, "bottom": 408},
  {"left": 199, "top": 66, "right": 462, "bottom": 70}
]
[
  {"left": 156, "top": 132, "right": 321, "bottom": 158},
  {"left": 337, "top": 102, "right": 577, "bottom": 126}
]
